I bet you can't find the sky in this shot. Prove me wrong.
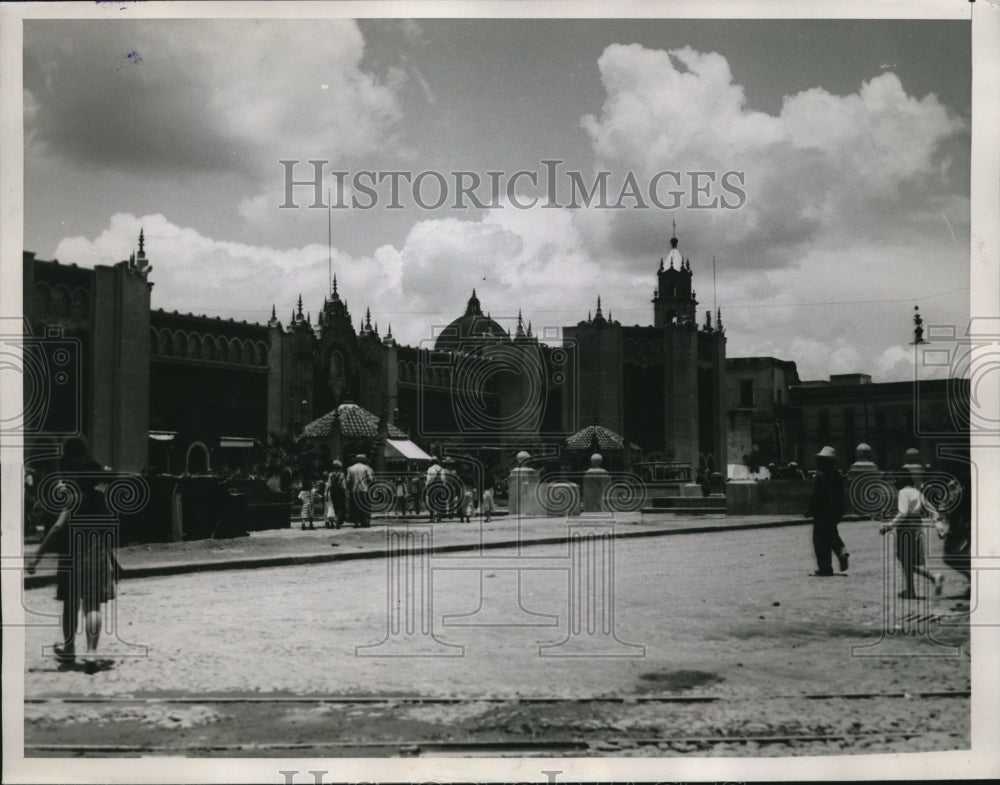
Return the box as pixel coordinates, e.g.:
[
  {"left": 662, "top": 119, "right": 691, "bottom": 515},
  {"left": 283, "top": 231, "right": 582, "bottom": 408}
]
[{"left": 22, "top": 16, "right": 971, "bottom": 382}]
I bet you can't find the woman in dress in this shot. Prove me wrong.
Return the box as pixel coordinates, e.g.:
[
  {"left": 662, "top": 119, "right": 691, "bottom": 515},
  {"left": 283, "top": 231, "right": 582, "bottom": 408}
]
[{"left": 28, "top": 438, "right": 118, "bottom": 673}]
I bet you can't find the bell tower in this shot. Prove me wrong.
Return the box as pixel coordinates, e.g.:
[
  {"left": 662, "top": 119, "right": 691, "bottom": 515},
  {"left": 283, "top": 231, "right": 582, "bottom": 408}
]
[{"left": 653, "top": 223, "right": 696, "bottom": 327}]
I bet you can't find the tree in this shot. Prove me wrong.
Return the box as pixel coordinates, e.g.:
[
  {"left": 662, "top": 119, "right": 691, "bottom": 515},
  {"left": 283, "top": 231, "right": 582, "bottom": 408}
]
[{"left": 261, "top": 430, "right": 319, "bottom": 492}]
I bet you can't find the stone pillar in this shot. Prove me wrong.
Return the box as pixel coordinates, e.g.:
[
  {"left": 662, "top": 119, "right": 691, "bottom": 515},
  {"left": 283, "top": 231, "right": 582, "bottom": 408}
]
[
  {"left": 903, "top": 447, "right": 924, "bottom": 488},
  {"left": 847, "top": 442, "right": 880, "bottom": 516},
  {"left": 582, "top": 453, "right": 611, "bottom": 512},
  {"left": 508, "top": 451, "right": 541, "bottom": 517}
]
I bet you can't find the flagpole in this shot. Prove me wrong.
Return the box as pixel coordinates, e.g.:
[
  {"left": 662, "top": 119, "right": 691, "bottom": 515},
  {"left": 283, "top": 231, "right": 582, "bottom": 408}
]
[{"left": 327, "top": 188, "right": 333, "bottom": 293}]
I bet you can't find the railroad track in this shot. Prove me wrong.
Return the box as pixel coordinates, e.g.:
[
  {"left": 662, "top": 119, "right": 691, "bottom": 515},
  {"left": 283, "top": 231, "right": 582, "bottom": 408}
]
[
  {"left": 23, "top": 731, "right": 966, "bottom": 757},
  {"left": 23, "top": 689, "right": 971, "bottom": 705},
  {"left": 23, "top": 691, "right": 970, "bottom": 756}
]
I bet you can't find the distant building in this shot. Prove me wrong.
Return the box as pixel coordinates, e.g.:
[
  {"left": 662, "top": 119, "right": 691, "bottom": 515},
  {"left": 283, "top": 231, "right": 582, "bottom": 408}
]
[
  {"left": 725, "top": 357, "right": 801, "bottom": 472},
  {"left": 789, "top": 374, "right": 970, "bottom": 471},
  {"left": 22, "top": 228, "right": 728, "bottom": 477},
  {"left": 564, "top": 231, "right": 727, "bottom": 473}
]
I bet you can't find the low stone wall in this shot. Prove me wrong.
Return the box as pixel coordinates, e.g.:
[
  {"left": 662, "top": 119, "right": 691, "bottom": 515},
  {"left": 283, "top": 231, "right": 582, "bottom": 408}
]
[{"left": 726, "top": 479, "right": 814, "bottom": 516}]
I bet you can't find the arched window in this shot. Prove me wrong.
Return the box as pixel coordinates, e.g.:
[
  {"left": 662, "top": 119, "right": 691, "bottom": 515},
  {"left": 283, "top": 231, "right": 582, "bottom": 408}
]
[
  {"left": 330, "top": 349, "right": 345, "bottom": 378},
  {"left": 51, "top": 285, "right": 71, "bottom": 316},
  {"left": 33, "top": 282, "right": 52, "bottom": 317},
  {"left": 158, "top": 328, "right": 173, "bottom": 356},
  {"left": 70, "top": 287, "right": 89, "bottom": 320},
  {"left": 174, "top": 330, "right": 188, "bottom": 358}
]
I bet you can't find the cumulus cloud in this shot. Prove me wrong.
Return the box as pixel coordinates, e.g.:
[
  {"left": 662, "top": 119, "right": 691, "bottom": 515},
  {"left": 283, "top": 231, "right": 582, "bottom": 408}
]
[
  {"left": 24, "top": 20, "right": 402, "bottom": 178},
  {"left": 54, "top": 213, "right": 402, "bottom": 330},
  {"left": 580, "top": 43, "right": 966, "bottom": 271}
]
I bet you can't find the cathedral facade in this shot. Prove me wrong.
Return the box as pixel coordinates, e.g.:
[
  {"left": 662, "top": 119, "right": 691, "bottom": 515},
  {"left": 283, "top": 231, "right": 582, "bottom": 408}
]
[{"left": 22, "top": 230, "right": 727, "bottom": 476}]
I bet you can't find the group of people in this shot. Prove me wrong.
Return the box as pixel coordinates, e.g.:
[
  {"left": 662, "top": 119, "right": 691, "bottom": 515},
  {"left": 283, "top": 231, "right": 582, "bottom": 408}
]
[
  {"left": 297, "top": 454, "right": 376, "bottom": 529},
  {"left": 423, "top": 456, "right": 497, "bottom": 523},
  {"left": 295, "top": 454, "right": 499, "bottom": 528},
  {"left": 806, "top": 445, "right": 971, "bottom": 600}
]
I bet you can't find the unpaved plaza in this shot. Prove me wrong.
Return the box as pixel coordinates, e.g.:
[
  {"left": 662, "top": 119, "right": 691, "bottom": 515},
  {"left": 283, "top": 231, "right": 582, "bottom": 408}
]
[{"left": 22, "top": 520, "right": 971, "bottom": 756}]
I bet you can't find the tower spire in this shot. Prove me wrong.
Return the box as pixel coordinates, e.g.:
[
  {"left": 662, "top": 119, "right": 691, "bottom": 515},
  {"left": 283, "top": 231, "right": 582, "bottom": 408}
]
[
  {"left": 297, "top": 294, "right": 303, "bottom": 319},
  {"left": 138, "top": 228, "right": 145, "bottom": 253}
]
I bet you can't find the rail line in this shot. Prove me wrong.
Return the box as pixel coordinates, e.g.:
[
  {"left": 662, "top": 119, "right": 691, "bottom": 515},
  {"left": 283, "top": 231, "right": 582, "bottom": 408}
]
[
  {"left": 23, "top": 692, "right": 970, "bottom": 756},
  {"left": 24, "top": 730, "right": 966, "bottom": 757},
  {"left": 23, "top": 689, "right": 971, "bottom": 705}
]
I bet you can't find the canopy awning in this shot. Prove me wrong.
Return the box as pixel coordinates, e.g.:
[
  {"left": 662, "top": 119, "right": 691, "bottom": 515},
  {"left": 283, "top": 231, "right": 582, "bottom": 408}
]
[
  {"left": 148, "top": 431, "right": 177, "bottom": 442},
  {"left": 219, "top": 436, "right": 257, "bottom": 449},
  {"left": 385, "top": 438, "right": 432, "bottom": 461}
]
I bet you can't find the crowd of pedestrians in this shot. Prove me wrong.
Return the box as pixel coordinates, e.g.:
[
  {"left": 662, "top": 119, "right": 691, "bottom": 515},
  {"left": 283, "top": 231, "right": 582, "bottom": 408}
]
[{"left": 289, "top": 454, "right": 501, "bottom": 528}]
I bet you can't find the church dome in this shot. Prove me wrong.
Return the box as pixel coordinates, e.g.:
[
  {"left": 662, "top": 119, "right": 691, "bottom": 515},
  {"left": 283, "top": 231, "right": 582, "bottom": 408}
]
[{"left": 434, "top": 289, "right": 511, "bottom": 350}]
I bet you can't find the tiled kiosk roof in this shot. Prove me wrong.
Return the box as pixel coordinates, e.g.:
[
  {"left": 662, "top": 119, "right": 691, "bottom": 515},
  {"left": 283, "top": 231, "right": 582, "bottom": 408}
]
[
  {"left": 564, "top": 424, "right": 626, "bottom": 452},
  {"left": 301, "top": 403, "right": 407, "bottom": 440}
]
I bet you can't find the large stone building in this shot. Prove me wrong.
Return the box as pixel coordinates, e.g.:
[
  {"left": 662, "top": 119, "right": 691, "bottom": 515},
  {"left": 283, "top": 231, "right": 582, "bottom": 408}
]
[
  {"left": 22, "top": 229, "right": 728, "bottom": 476},
  {"left": 564, "top": 233, "right": 727, "bottom": 473},
  {"left": 721, "top": 354, "right": 970, "bottom": 476},
  {"left": 789, "top": 373, "right": 970, "bottom": 471},
  {"left": 725, "top": 356, "right": 801, "bottom": 472}
]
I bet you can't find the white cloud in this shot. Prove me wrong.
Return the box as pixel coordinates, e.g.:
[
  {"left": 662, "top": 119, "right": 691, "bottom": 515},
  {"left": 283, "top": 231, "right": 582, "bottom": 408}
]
[{"left": 580, "top": 43, "right": 966, "bottom": 269}]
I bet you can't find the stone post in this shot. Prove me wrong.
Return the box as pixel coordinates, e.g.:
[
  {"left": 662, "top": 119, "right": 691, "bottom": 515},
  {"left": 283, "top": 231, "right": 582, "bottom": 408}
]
[{"left": 582, "top": 453, "right": 611, "bottom": 512}]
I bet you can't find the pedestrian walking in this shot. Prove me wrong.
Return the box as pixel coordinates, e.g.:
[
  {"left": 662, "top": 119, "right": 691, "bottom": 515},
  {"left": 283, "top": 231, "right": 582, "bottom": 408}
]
[
  {"left": 408, "top": 473, "right": 423, "bottom": 516},
  {"left": 425, "top": 457, "right": 443, "bottom": 522},
  {"left": 481, "top": 475, "right": 495, "bottom": 522},
  {"left": 443, "top": 459, "right": 460, "bottom": 520},
  {"left": 461, "top": 485, "right": 475, "bottom": 523},
  {"left": 805, "top": 446, "right": 849, "bottom": 576},
  {"left": 346, "top": 454, "right": 375, "bottom": 527},
  {"left": 327, "top": 461, "right": 348, "bottom": 528},
  {"left": 27, "top": 437, "right": 119, "bottom": 674},
  {"left": 880, "top": 472, "right": 944, "bottom": 599},
  {"left": 937, "top": 477, "right": 971, "bottom": 599},
  {"left": 394, "top": 476, "right": 407, "bottom": 518}
]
